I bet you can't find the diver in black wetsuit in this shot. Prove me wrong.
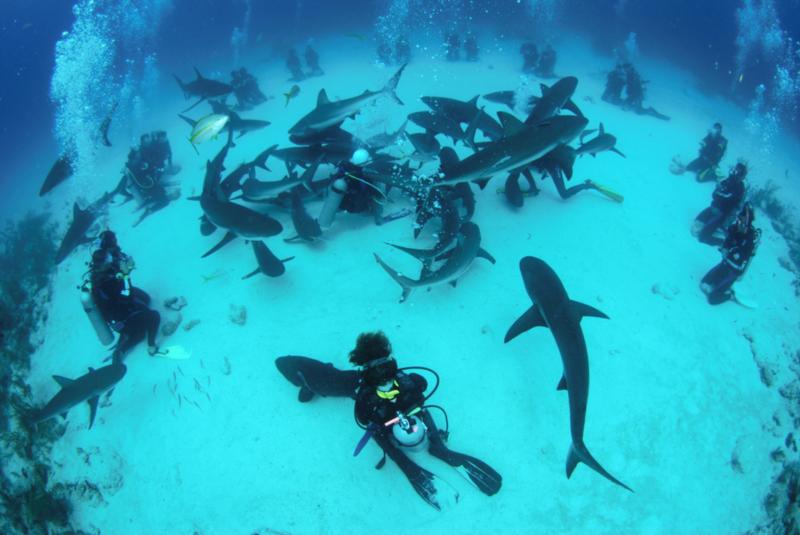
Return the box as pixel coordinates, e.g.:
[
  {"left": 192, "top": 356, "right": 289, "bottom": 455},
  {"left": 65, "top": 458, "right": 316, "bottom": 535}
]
[
  {"left": 521, "top": 42, "right": 538, "bottom": 74},
  {"left": 230, "top": 67, "right": 267, "bottom": 110},
  {"left": 686, "top": 123, "right": 728, "bottom": 182},
  {"left": 701, "top": 203, "right": 759, "bottom": 305},
  {"left": 350, "top": 332, "right": 502, "bottom": 511},
  {"left": 535, "top": 44, "right": 557, "bottom": 77},
  {"left": 286, "top": 49, "right": 305, "bottom": 81},
  {"left": 305, "top": 45, "right": 324, "bottom": 77},
  {"left": 620, "top": 63, "right": 670, "bottom": 120},
  {"left": 89, "top": 231, "right": 160, "bottom": 361},
  {"left": 693, "top": 162, "right": 747, "bottom": 245},
  {"left": 602, "top": 63, "right": 626, "bottom": 105},
  {"left": 395, "top": 36, "right": 411, "bottom": 64},
  {"left": 464, "top": 33, "right": 479, "bottom": 62},
  {"left": 444, "top": 32, "right": 460, "bottom": 61}
]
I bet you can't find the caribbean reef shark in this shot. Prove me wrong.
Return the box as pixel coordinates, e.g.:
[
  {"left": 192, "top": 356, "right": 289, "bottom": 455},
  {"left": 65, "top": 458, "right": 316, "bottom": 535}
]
[
  {"left": 504, "top": 256, "right": 632, "bottom": 492},
  {"left": 30, "top": 362, "right": 127, "bottom": 429}
]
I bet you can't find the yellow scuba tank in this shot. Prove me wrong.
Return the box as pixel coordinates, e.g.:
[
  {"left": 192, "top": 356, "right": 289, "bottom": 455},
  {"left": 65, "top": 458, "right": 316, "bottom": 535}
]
[
  {"left": 80, "top": 282, "right": 114, "bottom": 345},
  {"left": 318, "top": 178, "right": 347, "bottom": 228}
]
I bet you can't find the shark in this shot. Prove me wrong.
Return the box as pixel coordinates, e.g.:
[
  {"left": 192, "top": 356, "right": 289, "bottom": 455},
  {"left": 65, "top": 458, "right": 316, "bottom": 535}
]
[
  {"left": 288, "top": 64, "right": 406, "bottom": 139},
  {"left": 55, "top": 202, "right": 98, "bottom": 264},
  {"left": 30, "top": 362, "right": 127, "bottom": 429},
  {"left": 435, "top": 114, "right": 588, "bottom": 188},
  {"left": 421, "top": 95, "right": 503, "bottom": 140},
  {"left": 374, "top": 221, "right": 495, "bottom": 302},
  {"left": 504, "top": 256, "right": 632, "bottom": 492},
  {"left": 525, "top": 76, "right": 583, "bottom": 124},
  {"left": 174, "top": 67, "right": 233, "bottom": 112},
  {"left": 39, "top": 154, "right": 74, "bottom": 197},
  {"left": 242, "top": 241, "right": 294, "bottom": 279},
  {"left": 275, "top": 356, "right": 360, "bottom": 402},
  {"left": 199, "top": 133, "right": 283, "bottom": 257},
  {"left": 576, "top": 123, "right": 625, "bottom": 158}
]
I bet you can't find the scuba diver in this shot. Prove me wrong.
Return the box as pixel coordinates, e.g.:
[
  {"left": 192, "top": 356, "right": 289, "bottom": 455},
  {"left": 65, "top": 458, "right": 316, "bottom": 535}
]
[
  {"left": 619, "top": 63, "right": 670, "bottom": 120},
  {"left": 305, "top": 45, "right": 324, "bottom": 77},
  {"left": 535, "top": 44, "right": 557, "bottom": 77},
  {"left": 286, "top": 48, "right": 305, "bottom": 81},
  {"left": 520, "top": 42, "right": 538, "bottom": 74},
  {"left": 602, "top": 63, "right": 626, "bottom": 105},
  {"left": 692, "top": 161, "right": 748, "bottom": 245},
  {"left": 685, "top": 123, "right": 728, "bottom": 182},
  {"left": 444, "top": 32, "right": 460, "bottom": 61},
  {"left": 701, "top": 203, "right": 760, "bottom": 305},
  {"left": 464, "top": 33, "right": 479, "bottom": 62},
  {"left": 122, "top": 131, "right": 178, "bottom": 226},
  {"left": 230, "top": 67, "right": 267, "bottom": 110},
  {"left": 395, "top": 36, "right": 411, "bottom": 64},
  {"left": 86, "top": 231, "right": 161, "bottom": 361},
  {"left": 318, "top": 149, "right": 410, "bottom": 228},
  {"left": 349, "top": 332, "right": 502, "bottom": 511},
  {"left": 377, "top": 41, "right": 393, "bottom": 66}
]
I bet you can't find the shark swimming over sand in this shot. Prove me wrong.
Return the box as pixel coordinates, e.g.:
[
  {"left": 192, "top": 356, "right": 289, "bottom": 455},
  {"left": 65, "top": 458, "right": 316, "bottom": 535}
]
[{"left": 504, "top": 256, "right": 632, "bottom": 492}]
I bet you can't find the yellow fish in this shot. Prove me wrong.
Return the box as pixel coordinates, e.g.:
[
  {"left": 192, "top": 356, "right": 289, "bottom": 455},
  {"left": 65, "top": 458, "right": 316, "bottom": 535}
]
[
  {"left": 284, "top": 84, "right": 300, "bottom": 107},
  {"left": 189, "top": 114, "right": 230, "bottom": 146}
]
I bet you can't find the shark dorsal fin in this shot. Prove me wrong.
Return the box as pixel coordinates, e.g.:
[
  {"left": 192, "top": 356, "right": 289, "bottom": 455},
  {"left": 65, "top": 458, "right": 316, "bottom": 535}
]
[
  {"left": 497, "top": 111, "right": 525, "bottom": 136},
  {"left": 317, "top": 89, "right": 330, "bottom": 106},
  {"left": 468, "top": 95, "right": 479, "bottom": 108},
  {"left": 599, "top": 123, "right": 605, "bottom": 136},
  {"left": 194, "top": 66, "right": 203, "bottom": 79},
  {"left": 72, "top": 202, "right": 82, "bottom": 218},
  {"left": 53, "top": 375, "right": 74, "bottom": 387},
  {"left": 540, "top": 83, "right": 550, "bottom": 95}
]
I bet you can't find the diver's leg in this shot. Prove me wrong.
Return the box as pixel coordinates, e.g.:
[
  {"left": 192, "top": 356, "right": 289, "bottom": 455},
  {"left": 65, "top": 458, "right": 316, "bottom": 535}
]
[
  {"left": 697, "top": 209, "right": 725, "bottom": 245},
  {"left": 145, "top": 309, "right": 161, "bottom": 353},
  {"left": 372, "top": 432, "right": 449, "bottom": 510},
  {"left": 131, "top": 287, "right": 151, "bottom": 306},
  {"left": 422, "top": 411, "right": 502, "bottom": 496},
  {"left": 706, "top": 265, "right": 740, "bottom": 305}
]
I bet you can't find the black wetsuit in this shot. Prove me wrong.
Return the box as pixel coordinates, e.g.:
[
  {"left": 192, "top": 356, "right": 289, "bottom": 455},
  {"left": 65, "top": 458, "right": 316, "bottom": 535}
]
[
  {"left": 91, "top": 260, "right": 159, "bottom": 360},
  {"left": 695, "top": 176, "right": 745, "bottom": 245},
  {"left": 686, "top": 133, "right": 728, "bottom": 181},
  {"left": 602, "top": 67, "right": 625, "bottom": 104},
  {"left": 336, "top": 162, "right": 379, "bottom": 215},
  {"left": 520, "top": 43, "right": 538, "bottom": 73},
  {"left": 355, "top": 371, "right": 501, "bottom": 507},
  {"left": 536, "top": 47, "right": 556, "bottom": 77},
  {"left": 701, "top": 225, "right": 757, "bottom": 305}
]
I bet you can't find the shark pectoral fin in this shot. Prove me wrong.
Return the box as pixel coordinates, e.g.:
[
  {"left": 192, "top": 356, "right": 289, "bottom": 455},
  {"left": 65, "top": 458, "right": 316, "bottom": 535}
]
[
  {"left": 242, "top": 267, "right": 261, "bottom": 280},
  {"left": 52, "top": 375, "right": 75, "bottom": 387},
  {"left": 564, "top": 98, "right": 583, "bottom": 117},
  {"left": 504, "top": 305, "right": 547, "bottom": 343},
  {"left": 556, "top": 375, "right": 568, "bottom": 391},
  {"left": 473, "top": 178, "right": 491, "bottom": 190},
  {"left": 61, "top": 412, "right": 68, "bottom": 420},
  {"left": 611, "top": 148, "right": 626, "bottom": 158},
  {"left": 434, "top": 248, "right": 455, "bottom": 262},
  {"left": 570, "top": 300, "right": 609, "bottom": 321},
  {"left": 87, "top": 395, "right": 100, "bottom": 429},
  {"left": 298, "top": 387, "right": 315, "bottom": 402},
  {"left": 399, "top": 287, "right": 412, "bottom": 303},
  {"left": 449, "top": 280, "right": 458, "bottom": 288},
  {"left": 202, "top": 231, "right": 237, "bottom": 258},
  {"left": 477, "top": 248, "right": 496, "bottom": 264}
]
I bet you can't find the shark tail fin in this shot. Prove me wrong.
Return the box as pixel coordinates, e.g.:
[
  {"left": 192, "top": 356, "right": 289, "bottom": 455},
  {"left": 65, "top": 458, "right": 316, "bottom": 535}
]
[
  {"left": 373, "top": 253, "right": 413, "bottom": 303},
  {"left": 567, "top": 442, "right": 633, "bottom": 492},
  {"left": 384, "top": 63, "right": 407, "bottom": 106},
  {"left": 178, "top": 114, "right": 197, "bottom": 127}
]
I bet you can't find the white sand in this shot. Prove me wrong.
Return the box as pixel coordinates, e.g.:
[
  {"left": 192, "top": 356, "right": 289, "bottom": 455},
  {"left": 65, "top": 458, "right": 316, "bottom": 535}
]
[{"left": 27, "top": 34, "right": 800, "bottom": 535}]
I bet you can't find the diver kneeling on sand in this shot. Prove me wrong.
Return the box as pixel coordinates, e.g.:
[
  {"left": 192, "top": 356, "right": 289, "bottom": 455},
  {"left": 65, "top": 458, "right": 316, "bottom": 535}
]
[
  {"left": 700, "top": 203, "right": 759, "bottom": 305},
  {"left": 318, "top": 149, "right": 410, "bottom": 229},
  {"left": 692, "top": 161, "right": 747, "bottom": 245},
  {"left": 82, "top": 230, "right": 161, "bottom": 362},
  {"left": 350, "top": 331, "right": 502, "bottom": 511}
]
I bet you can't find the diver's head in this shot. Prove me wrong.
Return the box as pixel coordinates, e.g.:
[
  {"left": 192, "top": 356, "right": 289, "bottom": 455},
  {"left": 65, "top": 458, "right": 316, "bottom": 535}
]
[
  {"left": 712, "top": 122, "right": 722, "bottom": 135},
  {"left": 91, "top": 249, "right": 114, "bottom": 273},
  {"left": 98, "top": 230, "right": 118, "bottom": 250},
  {"left": 349, "top": 331, "right": 396, "bottom": 386},
  {"left": 350, "top": 148, "right": 370, "bottom": 167},
  {"left": 731, "top": 161, "right": 748, "bottom": 181}
]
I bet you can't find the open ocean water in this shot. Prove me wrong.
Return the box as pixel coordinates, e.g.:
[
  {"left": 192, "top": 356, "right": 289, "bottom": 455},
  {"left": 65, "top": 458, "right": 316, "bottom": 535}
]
[{"left": 1, "top": 1, "right": 799, "bottom": 534}]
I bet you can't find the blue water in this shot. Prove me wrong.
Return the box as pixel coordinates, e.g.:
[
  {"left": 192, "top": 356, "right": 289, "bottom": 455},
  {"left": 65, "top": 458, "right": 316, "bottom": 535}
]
[{"left": 2, "top": 1, "right": 799, "bottom": 534}]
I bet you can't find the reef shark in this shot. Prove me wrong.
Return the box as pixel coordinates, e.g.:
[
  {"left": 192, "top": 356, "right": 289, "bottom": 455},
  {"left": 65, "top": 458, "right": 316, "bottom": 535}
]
[
  {"left": 504, "top": 256, "right": 631, "bottom": 492},
  {"left": 174, "top": 67, "right": 233, "bottom": 112},
  {"left": 30, "top": 362, "right": 127, "bottom": 429},
  {"left": 288, "top": 64, "right": 406, "bottom": 139},
  {"left": 576, "top": 123, "right": 625, "bottom": 158},
  {"left": 435, "top": 114, "right": 588, "bottom": 188},
  {"left": 525, "top": 76, "right": 583, "bottom": 124},
  {"left": 242, "top": 241, "right": 293, "bottom": 279},
  {"left": 199, "top": 133, "right": 283, "bottom": 257},
  {"left": 374, "top": 221, "right": 494, "bottom": 302},
  {"left": 39, "top": 154, "right": 74, "bottom": 197},
  {"left": 275, "top": 355, "right": 360, "bottom": 402}
]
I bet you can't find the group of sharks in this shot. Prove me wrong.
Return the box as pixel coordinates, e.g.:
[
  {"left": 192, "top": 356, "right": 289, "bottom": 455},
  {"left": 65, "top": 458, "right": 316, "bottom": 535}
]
[{"left": 33, "top": 60, "right": 633, "bottom": 496}]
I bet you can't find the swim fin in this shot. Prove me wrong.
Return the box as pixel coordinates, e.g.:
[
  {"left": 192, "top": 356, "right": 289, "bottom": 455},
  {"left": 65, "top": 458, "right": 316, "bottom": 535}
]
[
  {"left": 155, "top": 345, "right": 191, "bottom": 360},
  {"left": 439, "top": 451, "right": 502, "bottom": 496},
  {"left": 405, "top": 463, "right": 460, "bottom": 511},
  {"left": 588, "top": 181, "right": 624, "bottom": 203}
]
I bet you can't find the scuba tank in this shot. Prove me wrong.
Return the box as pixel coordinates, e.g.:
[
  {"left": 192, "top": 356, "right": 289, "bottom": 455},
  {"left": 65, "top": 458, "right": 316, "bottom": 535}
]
[
  {"left": 80, "top": 281, "right": 114, "bottom": 346},
  {"left": 391, "top": 411, "right": 427, "bottom": 451},
  {"left": 318, "top": 178, "right": 347, "bottom": 228}
]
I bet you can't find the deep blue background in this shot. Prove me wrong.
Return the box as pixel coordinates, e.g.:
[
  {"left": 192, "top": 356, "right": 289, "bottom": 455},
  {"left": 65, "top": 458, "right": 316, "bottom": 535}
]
[{"left": 0, "top": 0, "right": 797, "bottom": 188}]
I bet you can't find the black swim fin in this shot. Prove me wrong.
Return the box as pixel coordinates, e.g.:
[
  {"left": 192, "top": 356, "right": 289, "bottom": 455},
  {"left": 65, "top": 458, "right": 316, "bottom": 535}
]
[
  {"left": 404, "top": 463, "right": 458, "bottom": 511},
  {"left": 438, "top": 451, "right": 502, "bottom": 496}
]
